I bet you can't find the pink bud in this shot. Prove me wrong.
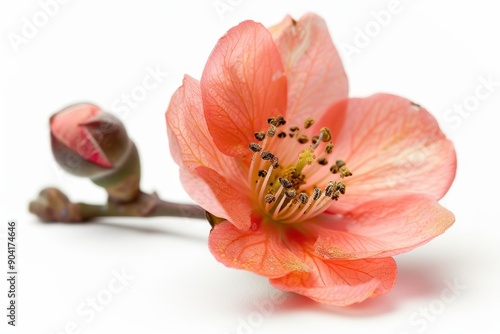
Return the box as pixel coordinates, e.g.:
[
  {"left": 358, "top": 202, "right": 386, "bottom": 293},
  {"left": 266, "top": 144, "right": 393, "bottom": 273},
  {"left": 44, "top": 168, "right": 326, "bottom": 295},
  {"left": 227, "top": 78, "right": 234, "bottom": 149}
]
[
  {"left": 51, "top": 103, "right": 140, "bottom": 201},
  {"left": 50, "top": 103, "right": 130, "bottom": 177}
]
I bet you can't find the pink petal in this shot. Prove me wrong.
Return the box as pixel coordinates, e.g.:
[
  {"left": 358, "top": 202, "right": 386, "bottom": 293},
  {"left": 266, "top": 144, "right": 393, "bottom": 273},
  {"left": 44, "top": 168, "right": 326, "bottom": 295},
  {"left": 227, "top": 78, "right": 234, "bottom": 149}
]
[
  {"left": 50, "top": 103, "right": 112, "bottom": 168},
  {"left": 201, "top": 20, "right": 287, "bottom": 157},
  {"left": 313, "top": 194, "right": 455, "bottom": 260},
  {"left": 319, "top": 94, "right": 456, "bottom": 210},
  {"left": 166, "top": 76, "right": 251, "bottom": 229},
  {"left": 270, "top": 13, "right": 348, "bottom": 125},
  {"left": 209, "top": 220, "right": 309, "bottom": 278},
  {"left": 270, "top": 256, "right": 397, "bottom": 306},
  {"left": 166, "top": 75, "right": 236, "bottom": 175},
  {"left": 193, "top": 166, "right": 252, "bottom": 230}
]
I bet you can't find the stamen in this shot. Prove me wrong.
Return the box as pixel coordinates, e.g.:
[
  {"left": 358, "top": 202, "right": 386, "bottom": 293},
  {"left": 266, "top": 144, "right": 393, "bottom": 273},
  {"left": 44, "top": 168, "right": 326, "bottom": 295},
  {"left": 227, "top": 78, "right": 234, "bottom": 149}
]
[
  {"left": 258, "top": 169, "right": 267, "bottom": 177},
  {"left": 320, "top": 127, "right": 332, "bottom": 142},
  {"left": 297, "top": 135, "right": 309, "bottom": 144},
  {"left": 275, "top": 115, "right": 286, "bottom": 126},
  {"left": 270, "top": 156, "right": 279, "bottom": 169},
  {"left": 249, "top": 115, "right": 350, "bottom": 224},
  {"left": 336, "top": 160, "right": 352, "bottom": 178},
  {"left": 312, "top": 188, "right": 322, "bottom": 200},
  {"left": 325, "top": 181, "right": 336, "bottom": 197},
  {"left": 277, "top": 131, "right": 287, "bottom": 138},
  {"left": 298, "top": 192, "right": 308, "bottom": 204},
  {"left": 261, "top": 150, "right": 274, "bottom": 160},
  {"left": 267, "top": 117, "right": 277, "bottom": 126},
  {"left": 317, "top": 157, "right": 328, "bottom": 166},
  {"left": 265, "top": 194, "right": 276, "bottom": 204},
  {"left": 325, "top": 142, "right": 334, "bottom": 154},
  {"left": 285, "top": 189, "right": 297, "bottom": 198},
  {"left": 304, "top": 117, "right": 315, "bottom": 129},
  {"left": 249, "top": 143, "right": 262, "bottom": 152},
  {"left": 310, "top": 127, "right": 331, "bottom": 150},
  {"left": 336, "top": 182, "right": 346, "bottom": 194},
  {"left": 254, "top": 132, "right": 266, "bottom": 141},
  {"left": 279, "top": 178, "right": 292, "bottom": 189},
  {"left": 267, "top": 124, "right": 277, "bottom": 137}
]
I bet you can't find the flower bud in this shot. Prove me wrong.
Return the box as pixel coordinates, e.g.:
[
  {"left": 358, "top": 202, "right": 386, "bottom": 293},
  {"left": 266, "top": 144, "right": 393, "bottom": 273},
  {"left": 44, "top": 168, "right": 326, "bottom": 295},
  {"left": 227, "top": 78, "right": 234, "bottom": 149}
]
[{"left": 50, "top": 103, "right": 140, "bottom": 201}]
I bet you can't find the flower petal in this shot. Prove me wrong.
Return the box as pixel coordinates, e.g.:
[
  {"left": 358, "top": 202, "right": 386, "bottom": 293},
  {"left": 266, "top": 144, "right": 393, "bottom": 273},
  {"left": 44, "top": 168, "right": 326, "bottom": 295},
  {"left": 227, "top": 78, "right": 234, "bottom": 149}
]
[
  {"left": 270, "top": 13, "right": 348, "bottom": 125},
  {"left": 166, "top": 78, "right": 251, "bottom": 229},
  {"left": 313, "top": 194, "right": 455, "bottom": 260},
  {"left": 270, "top": 256, "right": 396, "bottom": 306},
  {"left": 209, "top": 220, "right": 309, "bottom": 278},
  {"left": 166, "top": 75, "right": 235, "bottom": 175},
  {"left": 318, "top": 94, "right": 456, "bottom": 209},
  {"left": 192, "top": 166, "right": 252, "bottom": 230},
  {"left": 201, "top": 20, "right": 287, "bottom": 157}
]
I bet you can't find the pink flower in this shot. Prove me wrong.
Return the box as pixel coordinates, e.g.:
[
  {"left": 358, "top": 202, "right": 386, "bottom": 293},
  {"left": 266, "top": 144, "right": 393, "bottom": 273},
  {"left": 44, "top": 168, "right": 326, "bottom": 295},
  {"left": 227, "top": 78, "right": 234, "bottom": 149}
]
[{"left": 166, "top": 13, "right": 456, "bottom": 306}]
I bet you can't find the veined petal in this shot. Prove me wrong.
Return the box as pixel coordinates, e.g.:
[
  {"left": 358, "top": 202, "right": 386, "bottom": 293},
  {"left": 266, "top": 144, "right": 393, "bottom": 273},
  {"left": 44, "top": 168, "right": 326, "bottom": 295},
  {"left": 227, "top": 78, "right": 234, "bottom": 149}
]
[
  {"left": 201, "top": 20, "right": 287, "bottom": 157},
  {"left": 319, "top": 94, "right": 456, "bottom": 210},
  {"left": 192, "top": 166, "right": 252, "bottom": 230},
  {"left": 209, "top": 220, "right": 309, "bottom": 278},
  {"left": 313, "top": 194, "right": 455, "bottom": 260},
  {"left": 270, "top": 256, "right": 396, "bottom": 306},
  {"left": 166, "top": 79, "right": 251, "bottom": 229},
  {"left": 166, "top": 75, "right": 235, "bottom": 174},
  {"left": 270, "top": 13, "right": 348, "bottom": 124}
]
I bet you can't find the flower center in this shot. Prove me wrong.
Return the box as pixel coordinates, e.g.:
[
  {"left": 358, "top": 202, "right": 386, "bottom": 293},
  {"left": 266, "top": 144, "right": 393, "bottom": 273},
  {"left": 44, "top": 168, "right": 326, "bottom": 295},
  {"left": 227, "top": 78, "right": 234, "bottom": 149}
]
[{"left": 247, "top": 115, "right": 352, "bottom": 224}]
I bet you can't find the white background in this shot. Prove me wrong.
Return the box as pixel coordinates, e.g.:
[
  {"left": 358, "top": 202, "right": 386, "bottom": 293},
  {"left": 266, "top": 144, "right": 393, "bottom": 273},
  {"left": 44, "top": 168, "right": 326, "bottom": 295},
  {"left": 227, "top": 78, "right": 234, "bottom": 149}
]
[{"left": 1, "top": 1, "right": 500, "bottom": 333}]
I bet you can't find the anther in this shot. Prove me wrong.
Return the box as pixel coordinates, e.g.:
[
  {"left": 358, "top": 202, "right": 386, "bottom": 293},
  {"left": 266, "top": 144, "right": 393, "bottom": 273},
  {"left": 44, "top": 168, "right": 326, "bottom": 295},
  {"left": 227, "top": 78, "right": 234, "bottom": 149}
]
[
  {"left": 311, "top": 135, "right": 319, "bottom": 145},
  {"left": 265, "top": 194, "right": 276, "bottom": 204},
  {"left": 277, "top": 131, "right": 287, "bottom": 138},
  {"left": 285, "top": 189, "right": 297, "bottom": 199},
  {"left": 317, "top": 157, "right": 328, "bottom": 165},
  {"left": 304, "top": 117, "right": 315, "bottom": 129},
  {"left": 339, "top": 166, "right": 352, "bottom": 178},
  {"left": 267, "top": 117, "right": 277, "bottom": 126},
  {"left": 289, "top": 126, "right": 300, "bottom": 132},
  {"left": 249, "top": 143, "right": 262, "bottom": 152},
  {"left": 330, "top": 165, "right": 339, "bottom": 174},
  {"left": 260, "top": 150, "right": 274, "bottom": 160},
  {"left": 298, "top": 192, "right": 308, "bottom": 204},
  {"left": 325, "top": 181, "right": 336, "bottom": 197},
  {"left": 325, "top": 142, "right": 334, "bottom": 154},
  {"left": 320, "top": 127, "right": 332, "bottom": 142},
  {"left": 297, "top": 135, "right": 309, "bottom": 144},
  {"left": 336, "top": 182, "right": 346, "bottom": 194},
  {"left": 312, "top": 188, "right": 322, "bottom": 200},
  {"left": 275, "top": 115, "right": 286, "bottom": 126},
  {"left": 267, "top": 124, "right": 277, "bottom": 137},
  {"left": 271, "top": 156, "right": 279, "bottom": 169},
  {"left": 279, "top": 178, "right": 292, "bottom": 188},
  {"left": 336, "top": 160, "right": 346, "bottom": 167},
  {"left": 254, "top": 132, "right": 266, "bottom": 141},
  {"left": 258, "top": 169, "right": 267, "bottom": 177},
  {"left": 331, "top": 191, "right": 340, "bottom": 201}
]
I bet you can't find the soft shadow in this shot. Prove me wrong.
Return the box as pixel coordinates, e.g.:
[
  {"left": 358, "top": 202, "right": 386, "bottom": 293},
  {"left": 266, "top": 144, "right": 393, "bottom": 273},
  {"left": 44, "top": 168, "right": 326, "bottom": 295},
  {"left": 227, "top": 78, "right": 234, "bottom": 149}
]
[
  {"left": 271, "top": 258, "right": 453, "bottom": 317},
  {"left": 37, "top": 218, "right": 208, "bottom": 243}
]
